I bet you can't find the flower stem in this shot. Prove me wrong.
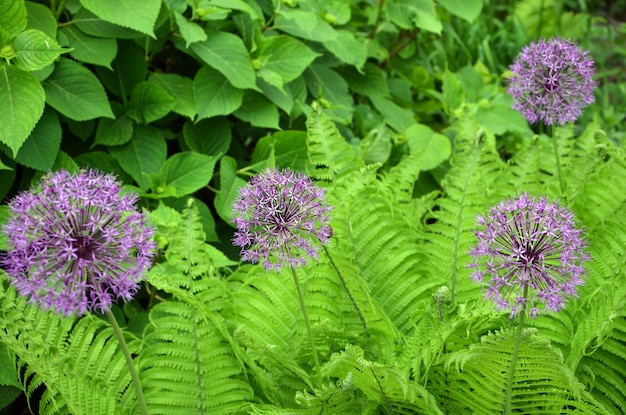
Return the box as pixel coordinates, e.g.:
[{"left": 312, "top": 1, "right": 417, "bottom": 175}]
[
  {"left": 551, "top": 124, "right": 566, "bottom": 197},
  {"left": 504, "top": 301, "right": 528, "bottom": 415},
  {"left": 290, "top": 266, "right": 321, "bottom": 382},
  {"left": 106, "top": 311, "right": 149, "bottom": 415}
]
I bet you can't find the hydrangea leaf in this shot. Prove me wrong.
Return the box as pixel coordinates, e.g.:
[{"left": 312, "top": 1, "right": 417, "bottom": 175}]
[
  {"left": 438, "top": 0, "right": 483, "bottom": 23},
  {"left": 233, "top": 91, "right": 279, "bottom": 129},
  {"left": 58, "top": 26, "right": 117, "bottom": 68},
  {"left": 190, "top": 31, "right": 257, "bottom": 90},
  {"left": 183, "top": 118, "right": 231, "bottom": 157},
  {"left": 193, "top": 65, "right": 243, "bottom": 120},
  {"left": 149, "top": 73, "right": 196, "bottom": 119},
  {"left": 79, "top": 0, "right": 160, "bottom": 37},
  {"left": 14, "top": 108, "right": 61, "bottom": 171},
  {"left": 274, "top": 9, "right": 337, "bottom": 42},
  {"left": 322, "top": 30, "right": 366, "bottom": 69},
  {"left": 256, "top": 35, "right": 319, "bottom": 91},
  {"left": 93, "top": 102, "right": 134, "bottom": 147},
  {"left": 0, "top": 0, "right": 27, "bottom": 38},
  {"left": 127, "top": 81, "right": 176, "bottom": 124},
  {"left": 156, "top": 152, "right": 219, "bottom": 198},
  {"left": 25, "top": 1, "right": 57, "bottom": 38},
  {"left": 43, "top": 58, "right": 114, "bottom": 121},
  {"left": 173, "top": 11, "right": 207, "bottom": 47},
  {"left": 406, "top": 123, "right": 451, "bottom": 170},
  {"left": 214, "top": 156, "right": 246, "bottom": 225},
  {"left": 0, "top": 64, "right": 45, "bottom": 157},
  {"left": 12, "top": 29, "right": 66, "bottom": 71},
  {"left": 109, "top": 125, "right": 167, "bottom": 191}
]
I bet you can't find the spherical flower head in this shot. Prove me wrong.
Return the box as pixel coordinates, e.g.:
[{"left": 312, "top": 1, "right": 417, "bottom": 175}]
[
  {"left": 469, "top": 194, "right": 588, "bottom": 318},
  {"left": 2, "top": 169, "right": 156, "bottom": 316},
  {"left": 507, "top": 37, "right": 596, "bottom": 126},
  {"left": 231, "top": 167, "right": 332, "bottom": 272}
]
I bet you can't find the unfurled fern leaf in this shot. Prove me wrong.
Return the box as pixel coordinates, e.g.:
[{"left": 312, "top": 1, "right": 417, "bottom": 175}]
[
  {"left": 422, "top": 117, "right": 506, "bottom": 304},
  {"left": 306, "top": 103, "right": 363, "bottom": 182},
  {"left": 140, "top": 285, "right": 253, "bottom": 414},
  {"left": 323, "top": 345, "right": 445, "bottom": 415},
  {"left": 439, "top": 328, "right": 610, "bottom": 414},
  {"left": 0, "top": 275, "right": 136, "bottom": 415}
]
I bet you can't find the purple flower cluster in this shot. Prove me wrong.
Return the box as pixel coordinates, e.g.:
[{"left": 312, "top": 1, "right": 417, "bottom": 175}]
[
  {"left": 508, "top": 37, "right": 596, "bottom": 125},
  {"left": 469, "top": 194, "right": 588, "bottom": 318},
  {"left": 232, "top": 168, "right": 332, "bottom": 272},
  {"left": 2, "top": 170, "right": 156, "bottom": 316}
]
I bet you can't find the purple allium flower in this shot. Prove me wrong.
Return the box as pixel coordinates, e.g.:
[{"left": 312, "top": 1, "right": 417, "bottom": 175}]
[
  {"left": 507, "top": 37, "right": 596, "bottom": 125},
  {"left": 1, "top": 169, "right": 156, "bottom": 316},
  {"left": 232, "top": 168, "right": 332, "bottom": 272},
  {"left": 469, "top": 194, "right": 588, "bottom": 318}
]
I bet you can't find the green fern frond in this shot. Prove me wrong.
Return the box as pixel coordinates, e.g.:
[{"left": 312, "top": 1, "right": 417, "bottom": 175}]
[
  {"left": 422, "top": 121, "right": 506, "bottom": 304},
  {"left": 0, "top": 276, "right": 135, "bottom": 414},
  {"left": 140, "top": 290, "right": 253, "bottom": 414},
  {"left": 305, "top": 103, "right": 363, "bottom": 182},
  {"left": 324, "top": 344, "right": 445, "bottom": 415},
  {"left": 438, "top": 328, "right": 611, "bottom": 414}
]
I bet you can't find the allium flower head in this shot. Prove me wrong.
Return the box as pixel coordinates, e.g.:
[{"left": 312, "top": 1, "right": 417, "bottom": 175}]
[
  {"left": 232, "top": 167, "right": 332, "bottom": 272},
  {"left": 469, "top": 194, "right": 588, "bottom": 318},
  {"left": 2, "top": 169, "right": 156, "bottom": 316},
  {"left": 508, "top": 37, "right": 596, "bottom": 125}
]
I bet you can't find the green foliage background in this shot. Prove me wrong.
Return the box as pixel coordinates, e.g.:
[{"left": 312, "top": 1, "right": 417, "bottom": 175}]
[{"left": 1, "top": 0, "right": 625, "bottom": 413}]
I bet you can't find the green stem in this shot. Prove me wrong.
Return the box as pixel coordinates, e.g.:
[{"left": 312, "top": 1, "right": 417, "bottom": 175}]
[
  {"left": 106, "top": 311, "right": 149, "bottom": 415},
  {"left": 504, "top": 294, "right": 528, "bottom": 415},
  {"left": 322, "top": 246, "right": 368, "bottom": 331},
  {"left": 550, "top": 124, "right": 566, "bottom": 197},
  {"left": 290, "top": 266, "right": 321, "bottom": 382}
]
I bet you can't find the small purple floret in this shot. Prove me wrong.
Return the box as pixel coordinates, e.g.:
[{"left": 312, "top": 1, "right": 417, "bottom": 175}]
[
  {"left": 231, "top": 168, "right": 332, "bottom": 272},
  {"left": 469, "top": 194, "right": 588, "bottom": 318},
  {"left": 2, "top": 169, "right": 156, "bottom": 316},
  {"left": 507, "top": 37, "right": 596, "bottom": 125}
]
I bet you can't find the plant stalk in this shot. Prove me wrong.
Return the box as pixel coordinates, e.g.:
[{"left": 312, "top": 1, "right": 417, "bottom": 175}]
[
  {"left": 106, "top": 311, "right": 149, "bottom": 415},
  {"left": 551, "top": 124, "right": 566, "bottom": 197},
  {"left": 290, "top": 266, "right": 322, "bottom": 382},
  {"left": 504, "top": 288, "right": 528, "bottom": 415}
]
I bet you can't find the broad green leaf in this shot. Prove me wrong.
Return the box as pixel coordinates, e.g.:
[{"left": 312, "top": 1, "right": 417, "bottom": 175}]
[
  {"left": 0, "top": 167, "right": 16, "bottom": 202},
  {"left": 0, "top": 0, "right": 27, "bottom": 37},
  {"left": 59, "top": 26, "right": 117, "bottom": 68},
  {"left": 256, "top": 35, "right": 318, "bottom": 90},
  {"left": 44, "top": 58, "right": 114, "bottom": 120},
  {"left": 438, "top": 0, "right": 483, "bottom": 23},
  {"left": 158, "top": 152, "right": 218, "bottom": 197},
  {"left": 370, "top": 95, "right": 415, "bottom": 132},
  {"left": 406, "top": 123, "right": 451, "bottom": 170},
  {"left": 52, "top": 150, "right": 80, "bottom": 173},
  {"left": 258, "top": 79, "right": 294, "bottom": 114},
  {"left": 304, "top": 64, "right": 353, "bottom": 123},
  {"left": 15, "top": 108, "right": 60, "bottom": 170},
  {"left": 73, "top": 8, "right": 145, "bottom": 39},
  {"left": 359, "top": 126, "right": 392, "bottom": 165},
  {"left": 341, "top": 63, "right": 389, "bottom": 97},
  {"left": 149, "top": 73, "right": 196, "bottom": 119},
  {"left": 93, "top": 102, "right": 134, "bottom": 147},
  {"left": 74, "top": 151, "right": 132, "bottom": 182},
  {"left": 95, "top": 40, "right": 146, "bottom": 98},
  {"left": 210, "top": 0, "right": 261, "bottom": 20},
  {"left": 441, "top": 69, "right": 465, "bottom": 115},
  {"left": 79, "top": 0, "right": 161, "bottom": 37},
  {"left": 412, "top": 0, "right": 442, "bottom": 34},
  {"left": 190, "top": 32, "right": 257, "bottom": 90},
  {"left": 183, "top": 118, "right": 231, "bottom": 156},
  {"left": 173, "top": 11, "right": 207, "bottom": 47},
  {"left": 250, "top": 130, "right": 307, "bottom": 172},
  {"left": 25, "top": 1, "right": 57, "bottom": 38},
  {"left": 214, "top": 155, "right": 246, "bottom": 224},
  {"left": 476, "top": 98, "right": 529, "bottom": 135},
  {"left": 194, "top": 65, "right": 243, "bottom": 120},
  {"left": 323, "top": 30, "right": 367, "bottom": 69},
  {"left": 233, "top": 91, "right": 279, "bottom": 129},
  {"left": 127, "top": 81, "right": 176, "bottom": 124},
  {"left": 274, "top": 9, "right": 337, "bottom": 42},
  {"left": 0, "top": 65, "right": 45, "bottom": 156},
  {"left": 13, "top": 29, "right": 65, "bottom": 71},
  {"left": 109, "top": 125, "right": 167, "bottom": 190}
]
